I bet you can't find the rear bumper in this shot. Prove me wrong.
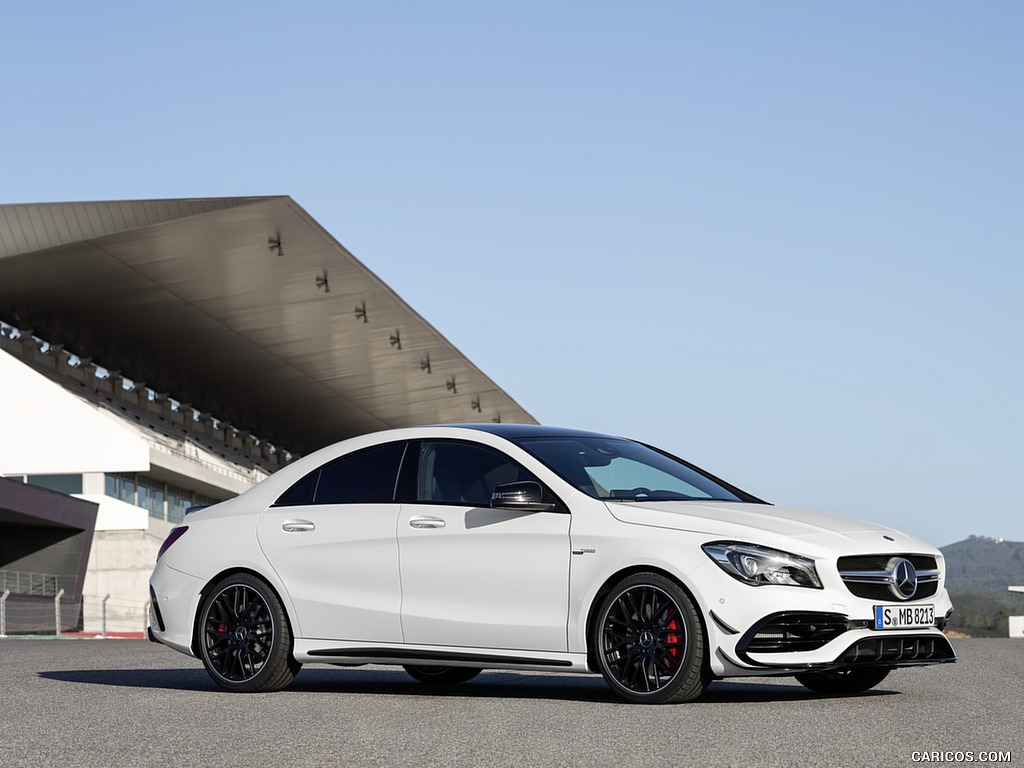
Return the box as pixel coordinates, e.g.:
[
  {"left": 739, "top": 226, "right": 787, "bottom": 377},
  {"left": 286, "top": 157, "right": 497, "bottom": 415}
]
[{"left": 148, "top": 561, "right": 205, "bottom": 658}]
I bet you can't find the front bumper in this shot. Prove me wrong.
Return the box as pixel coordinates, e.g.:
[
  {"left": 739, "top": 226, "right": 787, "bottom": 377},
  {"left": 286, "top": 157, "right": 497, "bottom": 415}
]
[
  {"left": 731, "top": 624, "right": 957, "bottom": 673},
  {"left": 692, "top": 558, "right": 957, "bottom": 677}
]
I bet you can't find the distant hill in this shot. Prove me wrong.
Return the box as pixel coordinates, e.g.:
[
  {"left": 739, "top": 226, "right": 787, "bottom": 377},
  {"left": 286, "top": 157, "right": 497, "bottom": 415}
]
[{"left": 940, "top": 536, "right": 1024, "bottom": 637}]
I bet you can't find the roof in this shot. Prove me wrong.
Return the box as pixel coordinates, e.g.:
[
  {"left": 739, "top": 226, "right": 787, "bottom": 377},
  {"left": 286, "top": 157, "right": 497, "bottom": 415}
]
[
  {"left": 454, "top": 423, "right": 614, "bottom": 439},
  {"left": 0, "top": 197, "right": 535, "bottom": 455}
]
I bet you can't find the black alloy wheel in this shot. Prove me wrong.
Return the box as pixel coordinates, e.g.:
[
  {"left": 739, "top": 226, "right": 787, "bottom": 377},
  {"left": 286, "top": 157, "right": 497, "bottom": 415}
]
[
  {"left": 594, "top": 572, "right": 708, "bottom": 704},
  {"left": 402, "top": 665, "right": 482, "bottom": 685},
  {"left": 198, "top": 573, "right": 301, "bottom": 692},
  {"left": 795, "top": 666, "right": 891, "bottom": 694}
]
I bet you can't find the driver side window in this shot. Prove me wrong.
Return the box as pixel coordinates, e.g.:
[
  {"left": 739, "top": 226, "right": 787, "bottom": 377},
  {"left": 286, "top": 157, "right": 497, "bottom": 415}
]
[{"left": 417, "top": 441, "right": 538, "bottom": 506}]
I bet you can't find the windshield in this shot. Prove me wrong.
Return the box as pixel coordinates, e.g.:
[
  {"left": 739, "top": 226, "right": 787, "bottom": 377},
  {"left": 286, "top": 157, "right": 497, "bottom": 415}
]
[{"left": 512, "top": 436, "right": 754, "bottom": 502}]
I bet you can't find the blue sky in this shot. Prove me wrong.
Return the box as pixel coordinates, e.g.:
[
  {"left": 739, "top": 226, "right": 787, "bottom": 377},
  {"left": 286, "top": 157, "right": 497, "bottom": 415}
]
[{"left": 3, "top": 2, "right": 1021, "bottom": 547}]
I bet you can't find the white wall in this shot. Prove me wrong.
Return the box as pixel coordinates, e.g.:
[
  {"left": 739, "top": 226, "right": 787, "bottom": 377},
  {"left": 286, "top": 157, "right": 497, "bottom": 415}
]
[
  {"left": 81, "top": 519, "right": 173, "bottom": 634},
  {"left": 0, "top": 350, "right": 149, "bottom": 476},
  {"left": 76, "top": 494, "right": 150, "bottom": 531}
]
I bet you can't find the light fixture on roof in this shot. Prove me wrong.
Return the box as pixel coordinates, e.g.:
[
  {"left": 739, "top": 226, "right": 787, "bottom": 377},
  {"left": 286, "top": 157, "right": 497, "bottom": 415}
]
[
  {"left": 471, "top": 396, "right": 481, "bottom": 413},
  {"left": 492, "top": 414, "right": 502, "bottom": 423},
  {"left": 355, "top": 300, "right": 368, "bottom": 323},
  {"left": 315, "top": 272, "right": 331, "bottom": 293},
  {"left": 446, "top": 376, "right": 457, "bottom": 395},
  {"left": 268, "top": 235, "right": 284, "bottom": 256},
  {"left": 389, "top": 330, "right": 402, "bottom": 350},
  {"left": 420, "top": 355, "right": 432, "bottom": 374}
]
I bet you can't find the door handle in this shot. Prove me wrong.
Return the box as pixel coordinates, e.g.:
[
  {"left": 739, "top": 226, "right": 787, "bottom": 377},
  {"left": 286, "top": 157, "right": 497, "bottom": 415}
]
[
  {"left": 408, "top": 516, "right": 446, "bottom": 529},
  {"left": 282, "top": 519, "right": 315, "bottom": 532}
]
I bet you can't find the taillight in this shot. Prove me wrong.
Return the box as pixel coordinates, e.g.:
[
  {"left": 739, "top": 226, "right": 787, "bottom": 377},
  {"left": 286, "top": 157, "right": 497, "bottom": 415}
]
[{"left": 157, "top": 526, "right": 188, "bottom": 561}]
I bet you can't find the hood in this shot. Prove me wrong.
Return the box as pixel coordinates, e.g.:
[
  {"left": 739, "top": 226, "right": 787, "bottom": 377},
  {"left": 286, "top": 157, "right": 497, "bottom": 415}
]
[{"left": 605, "top": 500, "right": 939, "bottom": 557}]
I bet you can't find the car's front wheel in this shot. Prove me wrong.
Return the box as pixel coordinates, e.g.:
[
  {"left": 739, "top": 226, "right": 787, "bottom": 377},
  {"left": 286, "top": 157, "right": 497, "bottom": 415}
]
[
  {"left": 197, "top": 573, "right": 301, "bottom": 692},
  {"left": 794, "top": 667, "right": 891, "bottom": 694},
  {"left": 402, "top": 665, "right": 481, "bottom": 685},
  {"left": 593, "top": 572, "right": 709, "bottom": 704}
]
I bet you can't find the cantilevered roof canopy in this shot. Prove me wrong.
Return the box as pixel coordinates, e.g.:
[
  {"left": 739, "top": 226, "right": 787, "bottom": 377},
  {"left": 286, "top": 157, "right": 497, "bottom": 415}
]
[{"left": 0, "top": 197, "right": 534, "bottom": 455}]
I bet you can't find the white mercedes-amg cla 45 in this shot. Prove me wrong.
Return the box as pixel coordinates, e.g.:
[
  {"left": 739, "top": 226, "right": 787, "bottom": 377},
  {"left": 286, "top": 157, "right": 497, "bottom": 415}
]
[{"left": 149, "top": 424, "right": 956, "bottom": 703}]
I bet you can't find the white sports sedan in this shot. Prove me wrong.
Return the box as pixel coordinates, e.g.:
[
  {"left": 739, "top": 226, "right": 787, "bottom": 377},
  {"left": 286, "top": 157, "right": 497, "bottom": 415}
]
[{"left": 148, "top": 424, "right": 956, "bottom": 704}]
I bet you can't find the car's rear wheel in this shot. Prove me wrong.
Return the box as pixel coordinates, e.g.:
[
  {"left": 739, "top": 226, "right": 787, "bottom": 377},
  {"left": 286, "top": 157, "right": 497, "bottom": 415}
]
[
  {"left": 197, "top": 573, "right": 301, "bottom": 692},
  {"left": 593, "top": 572, "right": 708, "bottom": 704},
  {"left": 402, "top": 665, "right": 481, "bottom": 685},
  {"left": 794, "top": 667, "right": 891, "bottom": 694}
]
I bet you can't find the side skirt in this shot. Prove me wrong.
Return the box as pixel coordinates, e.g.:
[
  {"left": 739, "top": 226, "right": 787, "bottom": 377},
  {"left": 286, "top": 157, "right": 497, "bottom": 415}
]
[{"left": 293, "top": 640, "right": 590, "bottom": 673}]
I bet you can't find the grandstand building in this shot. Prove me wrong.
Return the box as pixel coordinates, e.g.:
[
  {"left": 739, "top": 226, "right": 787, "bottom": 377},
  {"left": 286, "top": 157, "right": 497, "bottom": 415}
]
[{"left": 0, "top": 197, "right": 535, "bottom": 634}]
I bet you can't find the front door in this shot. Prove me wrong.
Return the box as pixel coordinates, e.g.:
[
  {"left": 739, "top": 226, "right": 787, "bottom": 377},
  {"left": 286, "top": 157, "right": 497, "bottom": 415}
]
[{"left": 397, "top": 440, "right": 571, "bottom": 652}]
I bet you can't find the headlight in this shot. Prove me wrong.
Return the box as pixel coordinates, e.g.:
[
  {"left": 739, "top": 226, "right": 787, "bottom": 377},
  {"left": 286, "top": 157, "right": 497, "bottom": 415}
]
[{"left": 702, "top": 541, "right": 822, "bottom": 589}]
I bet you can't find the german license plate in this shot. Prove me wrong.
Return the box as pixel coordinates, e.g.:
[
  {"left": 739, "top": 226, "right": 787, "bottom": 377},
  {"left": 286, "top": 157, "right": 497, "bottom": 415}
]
[{"left": 874, "top": 604, "right": 934, "bottom": 630}]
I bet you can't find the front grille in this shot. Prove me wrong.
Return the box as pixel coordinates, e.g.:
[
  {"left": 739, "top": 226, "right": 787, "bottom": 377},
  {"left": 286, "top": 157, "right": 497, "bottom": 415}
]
[
  {"left": 837, "top": 553, "right": 940, "bottom": 602},
  {"left": 844, "top": 581, "right": 939, "bottom": 601},
  {"left": 837, "top": 555, "right": 937, "bottom": 571},
  {"left": 740, "top": 612, "right": 849, "bottom": 653},
  {"left": 840, "top": 635, "right": 956, "bottom": 665}
]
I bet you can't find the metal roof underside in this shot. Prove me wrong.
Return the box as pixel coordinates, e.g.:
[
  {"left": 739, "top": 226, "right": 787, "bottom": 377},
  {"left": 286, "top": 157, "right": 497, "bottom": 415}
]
[{"left": 0, "top": 197, "right": 535, "bottom": 455}]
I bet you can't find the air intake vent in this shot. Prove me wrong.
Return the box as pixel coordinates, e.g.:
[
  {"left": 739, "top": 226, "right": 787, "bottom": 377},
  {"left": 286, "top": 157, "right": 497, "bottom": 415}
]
[{"left": 739, "top": 612, "right": 850, "bottom": 653}]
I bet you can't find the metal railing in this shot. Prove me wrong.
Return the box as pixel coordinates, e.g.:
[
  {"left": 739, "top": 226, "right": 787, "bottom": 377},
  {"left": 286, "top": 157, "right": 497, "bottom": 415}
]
[{"left": 0, "top": 570, "right": 60, "bottom": 597}]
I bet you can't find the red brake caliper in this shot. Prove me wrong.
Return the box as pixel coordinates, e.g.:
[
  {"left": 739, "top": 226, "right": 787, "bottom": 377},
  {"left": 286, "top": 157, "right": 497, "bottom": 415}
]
[{"left": 666, "top": 615, "right": 680, "bottom": 660}]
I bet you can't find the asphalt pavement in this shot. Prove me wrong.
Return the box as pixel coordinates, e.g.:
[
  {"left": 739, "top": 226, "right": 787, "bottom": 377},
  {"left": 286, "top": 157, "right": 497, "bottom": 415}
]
[{"left": 0, "top": 637, "right": 1020, "bottom": 768}]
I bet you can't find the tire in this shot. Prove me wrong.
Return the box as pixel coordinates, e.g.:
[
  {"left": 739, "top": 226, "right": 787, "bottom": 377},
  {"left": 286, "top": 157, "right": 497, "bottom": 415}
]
[
  {"left": 197, "top": 573, "right": 301, "bottom": 692},
  {"left": 795, "top": 667, "right": 891, "bottom": 695},
  {"left": 593, "top": 572, "right": 709, "bottom": 704},
  {"left": 403, "top": 665, "right": 481, "bottom": 685}
]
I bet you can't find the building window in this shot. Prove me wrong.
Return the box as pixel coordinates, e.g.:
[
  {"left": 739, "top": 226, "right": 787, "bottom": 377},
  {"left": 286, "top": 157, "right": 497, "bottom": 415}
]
[
  {"left": 104, "top": 473, "right": 226, "bottom": 523},
  {"left": 26, "top": 474, "right": 83, "bottom": 494},
  {"left": 167, "top": 486, "right": 192, "bottom": 524},
  {"left": 137, "top": 477, "right": 166, "bottom": 521},
  {"left": 105, "top": 473, "right": 137, "bottom": 505}
]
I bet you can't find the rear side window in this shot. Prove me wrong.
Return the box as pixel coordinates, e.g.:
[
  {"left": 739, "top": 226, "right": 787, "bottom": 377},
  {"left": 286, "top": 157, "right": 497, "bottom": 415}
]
[
  {"left": 274, "top": 442, "right": 407, "bottom": 506},
  {"left": 275, "top": 471, "right": 318, "bottom": 506}
]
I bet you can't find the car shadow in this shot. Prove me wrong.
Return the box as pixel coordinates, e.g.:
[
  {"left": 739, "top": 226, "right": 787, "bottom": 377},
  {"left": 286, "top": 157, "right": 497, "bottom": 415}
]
[{"left": 38, "top": 666, "right": 897, "bottom": 704}]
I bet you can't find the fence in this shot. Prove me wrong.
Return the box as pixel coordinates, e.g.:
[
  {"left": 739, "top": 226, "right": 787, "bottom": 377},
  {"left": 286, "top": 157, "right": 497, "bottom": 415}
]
[
  {"left": 0, "top": 588, "right": 70, "bottom": 636},
  {"left": 0, "top": 591, "right": 149, "bottom": 637}
]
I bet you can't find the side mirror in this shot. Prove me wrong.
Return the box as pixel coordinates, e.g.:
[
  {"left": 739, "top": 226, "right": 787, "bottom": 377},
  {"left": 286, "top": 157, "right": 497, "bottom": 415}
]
[{"left": 491, "top": 481, "right": 557, "bottom": 513}]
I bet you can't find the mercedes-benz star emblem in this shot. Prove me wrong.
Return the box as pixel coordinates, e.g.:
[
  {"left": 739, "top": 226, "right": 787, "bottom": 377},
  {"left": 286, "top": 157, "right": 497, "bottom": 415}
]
[{"left": 888, "top": 557, "right": 918, "bottom": 600}]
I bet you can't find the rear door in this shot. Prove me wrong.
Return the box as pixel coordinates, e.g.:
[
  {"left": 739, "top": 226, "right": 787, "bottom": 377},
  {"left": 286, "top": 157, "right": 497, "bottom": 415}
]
[{"left": 256, "top": 441, "right": 407, "bottom": 642}]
